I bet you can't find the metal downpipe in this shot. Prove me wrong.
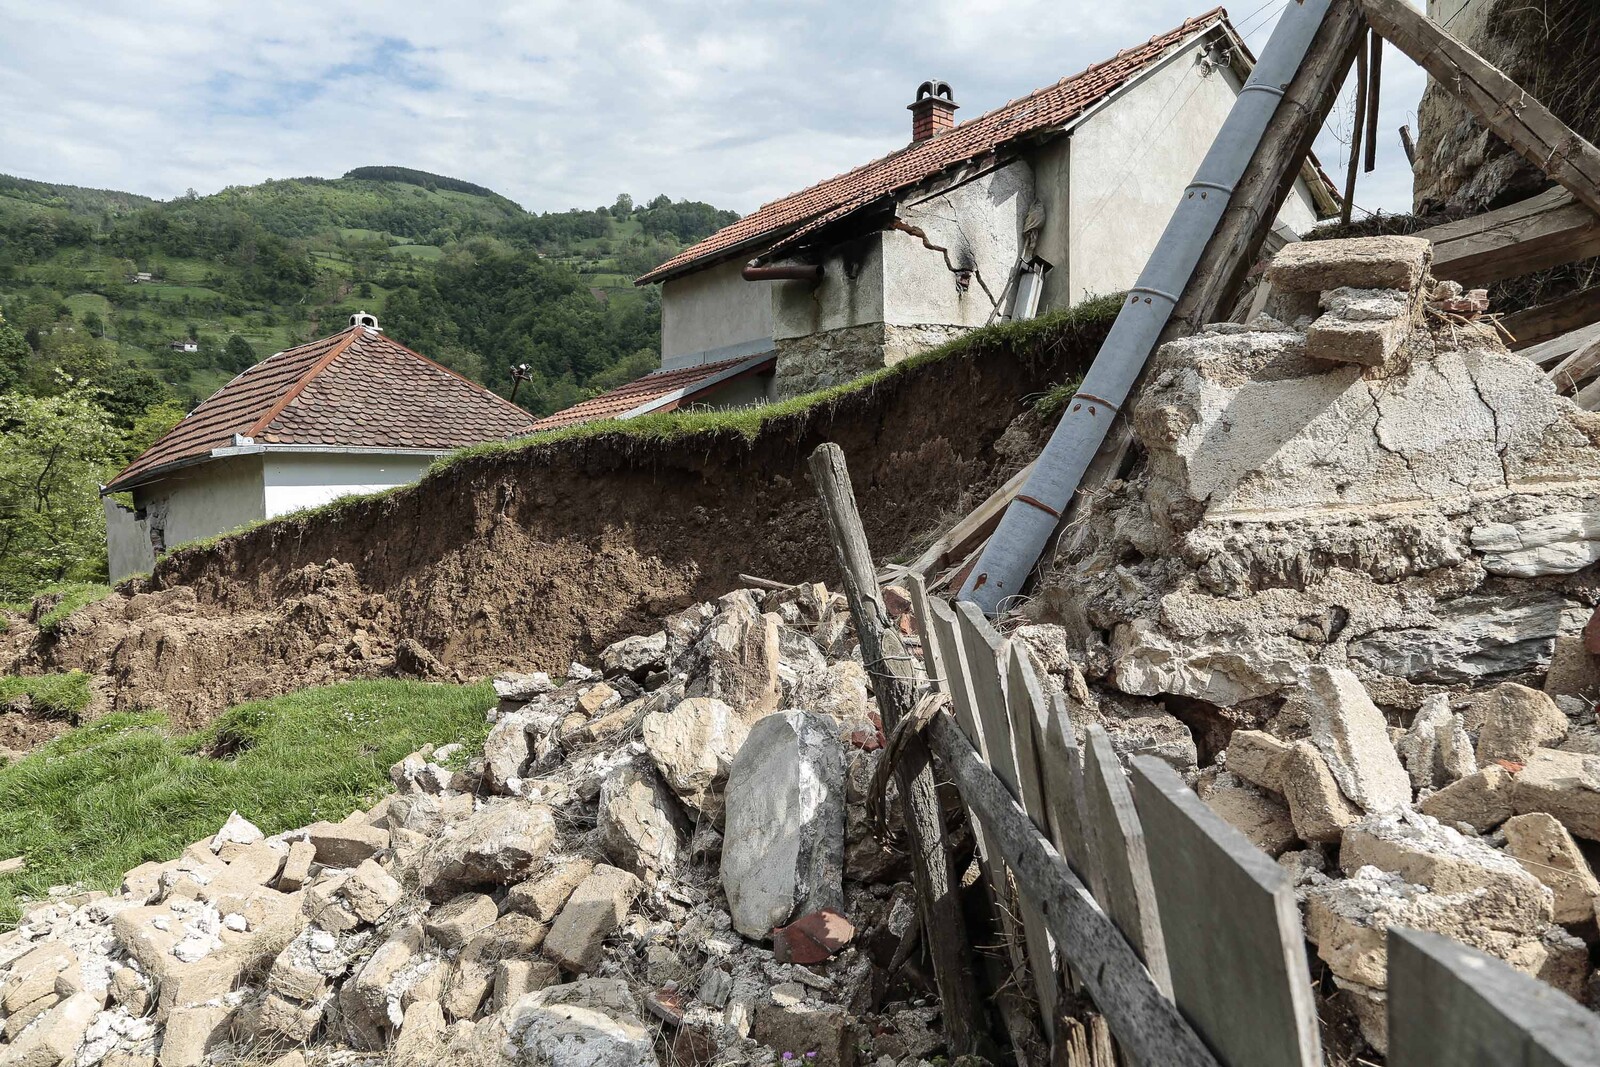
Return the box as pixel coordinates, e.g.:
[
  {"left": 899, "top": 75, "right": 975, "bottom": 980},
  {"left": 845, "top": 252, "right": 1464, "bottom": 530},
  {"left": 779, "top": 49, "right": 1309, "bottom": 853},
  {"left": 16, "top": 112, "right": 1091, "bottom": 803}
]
[{"left": 957, "top": 0, "right": 1335, "bottom": 614}]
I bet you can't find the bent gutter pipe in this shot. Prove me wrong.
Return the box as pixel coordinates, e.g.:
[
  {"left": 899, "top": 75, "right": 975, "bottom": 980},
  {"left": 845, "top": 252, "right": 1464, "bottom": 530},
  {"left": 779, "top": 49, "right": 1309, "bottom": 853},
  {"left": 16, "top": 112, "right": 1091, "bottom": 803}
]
[
  {"left": 742, "top": 259, "right": 822, "bottom": 282},
  {"left": 958, "top": 0, "right": 1334, "bottom": 615}
]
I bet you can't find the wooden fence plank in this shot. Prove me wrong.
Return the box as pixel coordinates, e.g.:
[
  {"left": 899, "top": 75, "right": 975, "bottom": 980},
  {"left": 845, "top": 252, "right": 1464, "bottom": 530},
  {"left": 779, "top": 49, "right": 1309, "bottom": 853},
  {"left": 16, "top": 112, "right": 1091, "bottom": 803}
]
[
  {"left": 927, "top": 713, "right": 1221, "bottom": 1067},
  {"left": 1358, "top": 0, "right": 1600, "bottom": 216},
  {"left": 1387, "top": 928, "right": 1600, "bottom": 1067},
  {"left": 1417, "top": 186, "right": 1600, "bottom": 288},
  {"left": 1062, "top": 744, "right": 1096, "bottom": 885},
  {"left": 1003, "top": 643, "right": 1053, "bottom": 835},
  {"left": 955, "top": 603, "right": 1058, "bottom": 1040},
  {"left": 1129, "top": 756, "right": 1323, "bottom": 1067},
  {"left": 1081, "top": 728, "right": 1173, "bottom": 998},
  {"left": 1017, "top": 656, "right": 1086, "bottom": 873}
]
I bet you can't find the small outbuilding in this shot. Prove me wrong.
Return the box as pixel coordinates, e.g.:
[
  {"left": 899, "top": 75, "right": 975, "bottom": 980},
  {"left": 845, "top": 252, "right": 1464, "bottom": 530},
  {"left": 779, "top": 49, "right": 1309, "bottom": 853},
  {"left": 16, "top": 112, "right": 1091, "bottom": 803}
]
[{"left": 103, "top": 313, "right": 535, "bottom": 580}]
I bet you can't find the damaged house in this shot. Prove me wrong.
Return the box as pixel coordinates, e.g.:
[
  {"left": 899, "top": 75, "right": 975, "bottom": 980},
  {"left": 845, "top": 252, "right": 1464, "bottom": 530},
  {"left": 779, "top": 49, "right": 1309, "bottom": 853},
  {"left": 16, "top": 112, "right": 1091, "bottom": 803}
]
[{"left": 535, "top": 7, "right": 1337, "bottom": 431}]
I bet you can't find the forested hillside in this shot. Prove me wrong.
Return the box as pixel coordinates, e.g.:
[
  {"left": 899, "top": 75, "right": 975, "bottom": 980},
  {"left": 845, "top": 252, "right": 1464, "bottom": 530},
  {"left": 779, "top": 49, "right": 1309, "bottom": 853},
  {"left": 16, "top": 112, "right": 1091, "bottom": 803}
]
[{"left": 0, "top": 168, "right": 737, "bottom": 597}]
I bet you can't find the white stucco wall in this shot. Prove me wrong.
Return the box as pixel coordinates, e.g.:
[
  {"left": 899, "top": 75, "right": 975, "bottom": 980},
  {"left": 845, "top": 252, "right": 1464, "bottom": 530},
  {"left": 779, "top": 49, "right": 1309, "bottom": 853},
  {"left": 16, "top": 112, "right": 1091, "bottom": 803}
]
[
  {"left": 883, "top": 160, "right": 1034, "bottom": 328},
  {"left": 105, "top": 499, "right": 157, "bottom": 582},
  {"left": 1063, "top": 36, "right": 1322, "bottom": 306},
  {"left": 261, "top": 452, "right": 436, "bottom": 516},
  {"left": 660, "top": 258, "right": 775, "bottom": 370},
  {"left": 770, "top": 234, "right": 887, "bottom": 342}
]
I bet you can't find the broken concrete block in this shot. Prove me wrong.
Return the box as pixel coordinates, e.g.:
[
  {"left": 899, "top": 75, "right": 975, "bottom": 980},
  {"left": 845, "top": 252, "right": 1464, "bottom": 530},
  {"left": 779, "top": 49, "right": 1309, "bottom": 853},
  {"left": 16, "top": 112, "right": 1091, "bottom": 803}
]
[
  {"left": 722, "top": 710, "right": 846, "bottom": 938},
  {"left": 391, "top": 1000, "right": 446, "bottom": 1066},
  {"left": 276, "top": 839, "right": 315, "bottom": 892},
  {"left": 1306, "top": 288, "right": 1413, "bottom": 370},
  {"left": 1340, "top": 811, "right": 1552, "bottom": 922},
  {"left": 752, "top": 999, "right": 857, "bottom": 1067},
  {"left": 493, "top": 959, "right": 558, "bottom": 1010},
  {"left": 1265, "top": 234, "right": 1430, "bottom": 294},
  {"left": 305, "top": 820, "right": 389, "bottom": 868},
  {"left": 1198, "top": 773, "right": 1297, "bottom": 857},
  {"left": 340, "top": 858, "right": 402, "bottom": 924},
  {"left": 1544, "top": 635, "right": 1600, "bottom": 701},
  {"left": 1511, "top": 748, "right": 1600, "bottom": 841},
  {"left": 482, "top": 713, "right": 532, "bottom": 794},
  {"left": 577, "top": 682, "right": 619, "bottom": 717},
  {"left": 598, "top": 762, "right": 687, "bottom": 881},
  {"left": 1290, "top": 666, "right": 1410, "bottom": 812},
  {"left": 1397, "top": 694, "right": 1476, "bottom": 792},
  {"left": 258, "top": 991, "right": 327, "bottom": 1043},
  {"left": 544, "top": 864, "right": 642, "bottom": 974},
  {"left": 488, "top": 978, "right": 656, "bottom": 1067},
  {"left": 1418, "top": 764, "right": 1516, "bottom": 831},
  {"left": 506, "top": 857, "right": 595, "bottom": 923},
  {"left": 2, "top": 990, "right": 100, "bottom": 1067},
  {"left": 210, "top": 811, "right": 264, "bottom": 854},
  {"left": 1471, "top": 683, "right": 1569, "bottom": 764},
  {"left": 493, "top": 671, "right": 553, "bottom": 701},
  {"left": 159, "top": 1003, "right": 232, "bottom": 1067},
  {"left": 418, "top": 800, "right": 556, "bottom": 898},
  {"left": 601, "top": 631, "right": 668, "bottom": 679},
  {"left": 1224, "top": 729, "right": 1289, "bottom": 793},
  {"left": 641, "top": 696, "right": 750, "bottom": 817},
  {"left": 1280, "top": 741, "right": 1362, "bottom": 844},
  {"left": 424, "top": 893, "right": 498, "bottom": 949},
  {"left": 1501, "top": 812, "right": 1600, "bottom": 924}
]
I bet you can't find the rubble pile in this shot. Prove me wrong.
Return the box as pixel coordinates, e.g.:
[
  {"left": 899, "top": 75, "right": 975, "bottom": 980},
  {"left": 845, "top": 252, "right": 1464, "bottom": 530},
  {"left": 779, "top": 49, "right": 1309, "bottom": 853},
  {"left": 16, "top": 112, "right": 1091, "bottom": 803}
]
[
  {"left": 0, "top": 585, "right": 946, "bottom": 1067},
  {"left": 1026, "top": 234, "right": 1600, "bottom": 1053}
]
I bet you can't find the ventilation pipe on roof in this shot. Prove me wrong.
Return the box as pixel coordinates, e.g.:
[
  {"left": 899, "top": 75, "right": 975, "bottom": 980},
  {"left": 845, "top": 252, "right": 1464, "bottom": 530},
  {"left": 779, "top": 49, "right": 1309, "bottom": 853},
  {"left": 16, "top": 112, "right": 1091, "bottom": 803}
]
[
  {"left": 741, "top": 259, "right": 822, "bottom": 282},
  {"left": 957, "top": 0, "right": 1335, "bottom": 615}
]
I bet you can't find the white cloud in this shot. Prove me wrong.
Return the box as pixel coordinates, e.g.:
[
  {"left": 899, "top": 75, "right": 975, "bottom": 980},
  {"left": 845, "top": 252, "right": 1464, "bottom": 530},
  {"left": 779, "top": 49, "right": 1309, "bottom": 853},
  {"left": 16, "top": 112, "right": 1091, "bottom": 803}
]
[{"left": 0, "top": 1, "right": 1425, "bottom": 217}]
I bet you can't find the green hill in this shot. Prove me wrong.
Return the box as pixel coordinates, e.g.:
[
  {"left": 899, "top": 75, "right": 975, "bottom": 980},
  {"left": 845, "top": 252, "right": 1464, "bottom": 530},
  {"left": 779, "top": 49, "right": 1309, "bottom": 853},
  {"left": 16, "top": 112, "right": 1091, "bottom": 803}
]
[{"left": 0, "top": 171, "right": 737, "bottom": 413}]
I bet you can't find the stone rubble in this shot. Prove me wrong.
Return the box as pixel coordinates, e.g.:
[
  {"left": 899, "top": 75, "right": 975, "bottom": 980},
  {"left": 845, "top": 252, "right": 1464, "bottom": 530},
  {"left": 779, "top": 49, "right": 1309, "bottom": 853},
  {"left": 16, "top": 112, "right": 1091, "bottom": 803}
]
[
  {"left": 1023, "top": 235, "right": 1600, "bottom": 1056},
  {"left": 0, "top": 579, "right": 948, "bottom": 1067}
]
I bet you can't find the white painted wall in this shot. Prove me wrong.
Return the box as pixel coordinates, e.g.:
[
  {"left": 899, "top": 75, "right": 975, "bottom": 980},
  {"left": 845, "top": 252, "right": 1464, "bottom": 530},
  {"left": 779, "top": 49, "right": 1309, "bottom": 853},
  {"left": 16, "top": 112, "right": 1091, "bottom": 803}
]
[
  {"left": 660, "top": 258, "right": 775, "bottom": 370},
  {"left": 884, "top": 160, "right": 1034, "bottom": 328},
  {"left": 105, "top": 499, "right": 156, "bottom": 581},
  {"left": 771, "top": 234, "right": 886, "bottom": 342},
  {"left": 1064, "top": 36, "right": 1321, "bottom": 306},
  {"left": 261, "top": 452, "right": 436, "bottom": 516}
]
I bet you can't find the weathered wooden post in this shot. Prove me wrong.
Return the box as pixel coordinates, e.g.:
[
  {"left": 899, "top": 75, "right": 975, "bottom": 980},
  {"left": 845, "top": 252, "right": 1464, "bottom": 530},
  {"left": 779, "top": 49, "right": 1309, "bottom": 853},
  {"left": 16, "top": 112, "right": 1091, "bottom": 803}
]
[{"left": 806, "top": 442, "right": 983, "bottom": 1054}]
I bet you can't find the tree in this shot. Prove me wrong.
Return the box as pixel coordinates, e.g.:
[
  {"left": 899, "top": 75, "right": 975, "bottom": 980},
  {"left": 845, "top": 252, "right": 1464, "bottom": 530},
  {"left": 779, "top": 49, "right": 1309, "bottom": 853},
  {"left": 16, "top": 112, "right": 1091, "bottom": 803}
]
[
  {"left": 611, "top": 193, "right": 634, "bottom": 218},
  {"left": 0, "top": 384, "right": 122, "bottom": 597},
  {"left": 225, "top": 334, "right": 257, "bottom": 372},
  {"left": 81, "top": 311, "right": 104, "bottom": 337}
]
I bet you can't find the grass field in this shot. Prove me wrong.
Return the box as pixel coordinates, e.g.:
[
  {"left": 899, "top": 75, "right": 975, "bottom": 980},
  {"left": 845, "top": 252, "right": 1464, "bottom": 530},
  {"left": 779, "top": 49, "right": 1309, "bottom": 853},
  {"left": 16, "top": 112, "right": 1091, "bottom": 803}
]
[{"left": 0, "top": 680, "right": 494, "bottom": 924}]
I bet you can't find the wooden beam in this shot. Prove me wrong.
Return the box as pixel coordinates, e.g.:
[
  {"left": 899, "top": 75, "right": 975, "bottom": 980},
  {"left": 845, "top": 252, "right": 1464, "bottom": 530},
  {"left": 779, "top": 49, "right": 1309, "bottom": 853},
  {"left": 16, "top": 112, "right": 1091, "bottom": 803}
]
[
  {"left": 1499, "top": 284, "right": 1600, "bottom": 350},
  {"left": 925, "top": 711, "right": 1221, "bottom": 1067},
  {"left": 1520, "top": 320, "right": 1600, "bottom": 371},
  {"left": 899, "top": 461, "right": 1036, "bottom": 581},
  {"left": 1417, "top": 186, "right": 1600, "bottom": 287},
  {"left": 1400, "top": 123, "right": 1417, "bottom": 165},
  {"left": 806, "top": 444, "right": 984, "bottom": 1056},
  {"left": 1342, "top": 28, "right": 1369, "bottom": 227},
  {"left": 1355, "top": 0, "right": 1600, "bottom": 216},
  {"left": 1364, "top": 32, "right": 1382, "bottom": 173}
]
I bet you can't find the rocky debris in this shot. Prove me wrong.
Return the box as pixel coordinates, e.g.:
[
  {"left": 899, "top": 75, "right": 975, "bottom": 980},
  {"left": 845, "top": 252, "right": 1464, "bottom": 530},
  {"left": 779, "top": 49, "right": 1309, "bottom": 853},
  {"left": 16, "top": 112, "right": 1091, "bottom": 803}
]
[
  {"left": 1395, "top": 694, "right": 1476, "bottom": 792},
  {"left": 722, "top": 711, "right": 846, "bottom": 939},
  {"left": 1306, "top": 286, "right": 1416, "bottom": 371},
  {"left": 1197, "top": 772, "right": 1297, "bottom": 857},
  {"left": 1418, "top": 764, "right": 1517, "bottom": 831},
  {"left": 1280, "top": 742, "right": 1361, "bottom": 844},
  {"left": 1469, "top": 683, "right": 1569, "bottom": 764},
  {"left": 1499, "top": 812, "right": 1600, "bottom": 925},
  {"left": 0, "top": 579, "right": 950, "bottom": 1067},
  {"left": 1293, "top": 666, "right": 1411, "bottom": 813},
  {"left": 1265, "top": 234, "right": 1431, "bottom": 294},
  {"left": 1510, "top": 748, "right": 1600, "bottom": 841}
]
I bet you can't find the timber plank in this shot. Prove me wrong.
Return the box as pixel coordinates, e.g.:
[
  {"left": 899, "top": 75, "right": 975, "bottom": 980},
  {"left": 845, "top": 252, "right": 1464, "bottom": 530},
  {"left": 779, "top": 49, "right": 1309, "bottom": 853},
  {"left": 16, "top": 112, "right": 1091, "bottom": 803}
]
[
  {"left": 1387, "top": 928, "right": 1600, "bottom": 1067},
  {"left": 1417, "top": 187, "right": 1600, "bottom": 288},
  {"left": 1081, "top": 728, "right": 1173, "bottom": 998},
  {"left": 928, "top": 714, "right": 1220, "bottom": 1067},
  {"left": 1129, "top": 757, "right": 1323, "bottom": 1067},
  {"left": 1520, "top": 320, "right": 1600, "bottom": 370},
  {"left": 1500, "top": 284, "right": 1600, "bottom": 351}
]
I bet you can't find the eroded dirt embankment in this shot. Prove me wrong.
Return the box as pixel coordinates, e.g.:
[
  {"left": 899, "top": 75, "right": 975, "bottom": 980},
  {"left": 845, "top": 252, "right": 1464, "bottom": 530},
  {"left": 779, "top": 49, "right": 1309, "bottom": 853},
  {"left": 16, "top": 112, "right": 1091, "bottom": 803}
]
[{"left": 4, "top": 314, "right": 1111, "bottom": 726}]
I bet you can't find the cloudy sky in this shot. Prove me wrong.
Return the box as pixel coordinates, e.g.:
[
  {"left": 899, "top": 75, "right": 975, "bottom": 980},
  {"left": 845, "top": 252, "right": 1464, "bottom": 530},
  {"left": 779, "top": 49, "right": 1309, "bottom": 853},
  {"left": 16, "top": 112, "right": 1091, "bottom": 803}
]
[{"left": 0, "top": 1, "right": 1427, "bottom": 219}]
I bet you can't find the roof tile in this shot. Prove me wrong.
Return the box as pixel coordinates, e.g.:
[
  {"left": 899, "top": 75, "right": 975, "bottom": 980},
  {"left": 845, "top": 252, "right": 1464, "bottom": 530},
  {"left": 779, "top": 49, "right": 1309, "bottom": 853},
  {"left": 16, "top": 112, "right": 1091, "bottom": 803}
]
[
  {"left": 529, "top": 354, "right": 773, "bottom": 433},
  {"left": 106, "top": 327, "right": 536, "bottom": 491}
]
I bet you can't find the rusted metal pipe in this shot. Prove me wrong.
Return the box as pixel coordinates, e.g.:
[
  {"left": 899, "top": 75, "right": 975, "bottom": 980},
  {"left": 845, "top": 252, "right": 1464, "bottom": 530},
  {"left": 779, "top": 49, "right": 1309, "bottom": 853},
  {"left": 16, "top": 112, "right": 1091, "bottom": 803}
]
[{"left": 742, "top": 260, "right": 821, "bottom": 282}]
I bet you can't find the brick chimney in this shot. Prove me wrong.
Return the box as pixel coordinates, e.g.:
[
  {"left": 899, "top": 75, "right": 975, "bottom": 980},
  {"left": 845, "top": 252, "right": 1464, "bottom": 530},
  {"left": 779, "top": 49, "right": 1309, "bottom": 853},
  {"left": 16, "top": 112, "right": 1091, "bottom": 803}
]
[{"left": 908, "top": 79, "right": 958, "bottom": 143}]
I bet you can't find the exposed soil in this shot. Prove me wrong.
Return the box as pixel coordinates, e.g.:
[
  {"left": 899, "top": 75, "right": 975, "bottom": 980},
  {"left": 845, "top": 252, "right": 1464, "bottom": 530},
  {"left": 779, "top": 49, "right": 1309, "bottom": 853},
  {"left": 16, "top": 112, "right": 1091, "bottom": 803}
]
[{"left": 3, "top": 316, "right": 1111, "bottom": 729}]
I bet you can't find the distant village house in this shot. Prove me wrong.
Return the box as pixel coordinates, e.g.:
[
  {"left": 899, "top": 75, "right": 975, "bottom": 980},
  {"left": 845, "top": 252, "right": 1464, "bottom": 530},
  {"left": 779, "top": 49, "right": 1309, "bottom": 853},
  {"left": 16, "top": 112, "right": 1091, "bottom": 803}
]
[
  {"left": 168, "top": 339, "right": 200, "bottom": 353},
  {"left": 104, "top": 312, "right": 536, "bottom": 580},
  {"left": 537, "top": 7, "right": 1335, "bottom": 431}
]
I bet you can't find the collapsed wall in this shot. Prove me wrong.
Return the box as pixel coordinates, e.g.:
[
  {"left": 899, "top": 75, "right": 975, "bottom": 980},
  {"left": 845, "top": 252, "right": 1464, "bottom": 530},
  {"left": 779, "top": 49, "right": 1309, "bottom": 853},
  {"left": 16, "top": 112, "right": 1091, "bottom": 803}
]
[
  {"left": 1026, "top": 235, "right": 1600, "bottom": 1052},
  {"left": 1, "top": 309, "right": 1112, "bottom": 727}
]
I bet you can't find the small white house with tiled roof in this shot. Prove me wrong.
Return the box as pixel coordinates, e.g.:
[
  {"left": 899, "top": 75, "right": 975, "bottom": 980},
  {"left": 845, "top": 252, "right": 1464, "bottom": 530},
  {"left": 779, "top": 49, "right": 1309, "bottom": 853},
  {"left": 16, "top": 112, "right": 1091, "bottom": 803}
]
[
  {"left": 538, "top": 7, "right": 1336, "bottom": 430},
  {"left": 103, "top": 313, "right": 536, "bottom": 580}
]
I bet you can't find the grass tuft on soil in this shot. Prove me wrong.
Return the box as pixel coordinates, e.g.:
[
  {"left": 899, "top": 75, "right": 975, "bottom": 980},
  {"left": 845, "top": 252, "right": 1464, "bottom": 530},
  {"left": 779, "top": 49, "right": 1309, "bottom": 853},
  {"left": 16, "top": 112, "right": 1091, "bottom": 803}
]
[
  {"left": 0, "top": 672, "right": 92, "bottom": 719},
  {"left": 0, "top": 679, "right": 493, "bottom": 926}
]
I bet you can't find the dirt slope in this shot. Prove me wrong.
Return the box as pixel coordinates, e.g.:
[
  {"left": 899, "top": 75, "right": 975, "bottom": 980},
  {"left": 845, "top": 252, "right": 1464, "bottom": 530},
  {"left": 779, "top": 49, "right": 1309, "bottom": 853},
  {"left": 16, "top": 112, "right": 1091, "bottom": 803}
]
[{"left": 4, "top": 311, "right": 1112, "bottom": 726}]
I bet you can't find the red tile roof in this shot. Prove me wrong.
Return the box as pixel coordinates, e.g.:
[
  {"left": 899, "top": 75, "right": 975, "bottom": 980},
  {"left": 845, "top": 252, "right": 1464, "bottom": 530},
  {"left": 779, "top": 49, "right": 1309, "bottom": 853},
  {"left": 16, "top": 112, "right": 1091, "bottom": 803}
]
[
  {"left": 636, "top": 8, "right": 1228, "bottom": 285},
  {"left": 106, "top": 327, "right": 537, "bottom": 492},
  {"left": 529, "top": 354, "right": 775, "bottom": 433}
]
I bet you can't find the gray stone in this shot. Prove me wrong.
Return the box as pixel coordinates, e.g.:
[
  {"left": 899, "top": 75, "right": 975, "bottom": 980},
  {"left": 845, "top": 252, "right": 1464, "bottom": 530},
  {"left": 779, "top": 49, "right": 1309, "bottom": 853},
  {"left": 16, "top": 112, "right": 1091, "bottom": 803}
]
[
  {"left": 1473, "top": 511, "right": 1600, "bottom": 577},
  {"left": 489, "top": 978, "right": 656, "bottom": 1067},
  {"left": 543, "top": 865, "right": 642, "bottom": 974},
  {"left": 721, "top": 711, "right": 845, "bottom": 939},
  {"left": 420, "top": 801, "right": 556, "bottom": 898},
  {"left": 304, "top": 820, "right": 389, "bottom": 868},
  {"left": 1500, "top": 812, "right": 1600, "bottom": 925},
  {"left": 1349, "top": 591, "right": 1572, "bottom": 685},
  {"left": 1510, "top": 748, "right": 1600, "bottom": 841},
  {"left": 1470, "top": 683, "right": 1569, "bottom": 764},
  {"left": 425, "top": 893, "right": 499, "bottom": 949},
  {"left": 1289, "top": 666, "right": 1410, "bottom": 812},
  {"left": 1418, "top": 765, "right": 1516, "bottom": 832},
  {"left": 640, "top": 697, "right": 749, "bottom": 817},
  {"left": 494, "top": 672, "right": 553, "bottom": 701},
  {"left": 600, "top": 632, "right": 667, "bottom": 678},
  {"left": 597, "top": 763, "right": 686, "bottom": 881},
  {"left": 685, "top": 598, "right": 782, "bottom": 721},
  {"left": 1306, "top": 287, "right": 1413, "bottom": 371},
  {"left": 482, "top": 714, "right": 533, "bottom": 795},
  {"left": 1397, "top": 695, "right": 1476, "bottom": 793}
]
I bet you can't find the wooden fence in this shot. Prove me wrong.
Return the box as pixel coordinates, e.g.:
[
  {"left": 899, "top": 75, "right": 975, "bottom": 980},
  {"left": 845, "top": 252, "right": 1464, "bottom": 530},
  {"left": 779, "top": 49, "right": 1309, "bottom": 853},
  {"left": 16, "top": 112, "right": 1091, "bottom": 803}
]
[{"left": 906, "top": 578, "right": 1600, "bottom": 1067}]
